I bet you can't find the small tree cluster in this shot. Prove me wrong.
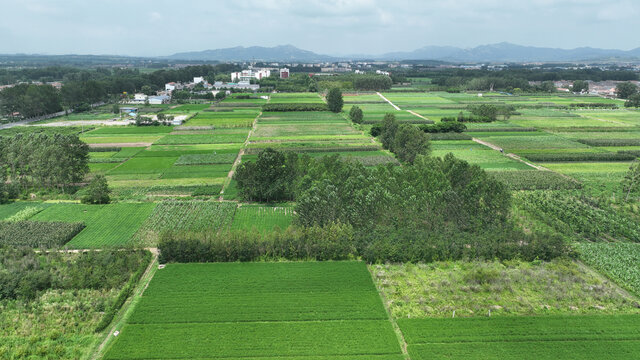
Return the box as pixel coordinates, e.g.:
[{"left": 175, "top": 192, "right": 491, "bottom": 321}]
[
  {"left": 616, "top": 82, "right": 638, "bottom": 99},
  {"left": 377, "top": 114, "right": 430, "bottom": 163},
  {"left": 326, "top": 87, "right": 344, "bottom": 113},
  {"left": 349, "top": 105, "right": 364, "bottom": 124},
  {"left": 81, "top": 175, "right": 111, "bottom": 204}
]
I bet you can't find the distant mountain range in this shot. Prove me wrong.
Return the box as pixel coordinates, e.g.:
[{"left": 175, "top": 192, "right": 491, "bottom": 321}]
[
  {"left": 166, "top": 45, "right": 335, "bottom": 62},
  {"left": 167, "top": 43, "right": 640, "bottom": 63}
]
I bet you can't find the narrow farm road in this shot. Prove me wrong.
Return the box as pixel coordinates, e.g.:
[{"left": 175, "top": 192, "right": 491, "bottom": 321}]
[
  {"left": 406, "top": 110, "right": 430, "bottom": 121},
  {"left": 376, "top": 92, "right": 401, "bottom": 110},
  {"left": 471, "top": 137, "right": 548, "bottom": 171},
  {"left": 219, "top": 109, "right": 262, "bottom": 200},
  {"left": 90, "top": 251, "right": 159, "bottom": 360}
]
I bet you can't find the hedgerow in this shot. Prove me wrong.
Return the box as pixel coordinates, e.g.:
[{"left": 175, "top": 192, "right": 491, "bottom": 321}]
[
  {"left": 522, "top": 152, "right": 637, "bottom": 162},
  {"left": 491, "top": 170, "right": 582, "bottom": 190},
  {"left": 578, "top": 139, "right": 640, "bottom": 147}
]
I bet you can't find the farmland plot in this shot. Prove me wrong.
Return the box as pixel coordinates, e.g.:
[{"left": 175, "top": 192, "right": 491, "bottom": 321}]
[
  {"left": 230, "top": 205, "right": 293, "bottom": 232},
  {"left": 104, "top": 262, "right": 402, "bottom": 359},
  {"left": 400, "top": 315, "right": 640, "bottom": 360}
]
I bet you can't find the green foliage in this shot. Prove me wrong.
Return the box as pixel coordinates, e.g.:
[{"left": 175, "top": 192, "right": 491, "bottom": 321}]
[
  {"left": 516, "top": 191, "right": 640, "bottom": 242},
  {"left": 0, "top": 83, "right": 63, "bottom": 119},
  {"left": 379, "top": 113, "right": 399, "bottom": 150},
  {"left": 616, "top": 81, "right": 638, "bottom": 99},
  {"left": 491, "top": 170, "right": 582, "bottom": 190},
  {"left": 81, "top": 175, "right": 111, "bottom": 204},
  {"left": 326, "top": 87, "right": 344, "bottom": 113},
  {"left": 0, "top": 249, "right": 150, "bottom": 359},
  {"left": 230, "top": 205, "right": 293, "bottom": 233},
  {"left": 262, "top": 103, "right": 329, "bottom": 112},
  {"left": 571, "top": 80, "right": 590, "bottom": 93},
  {"left": 622, "top": 160, "right": 640, "bottom": 201},
  {"left": 0, "top": 133, "right": 89, "bottom": 194},
  {"left": 577, "top": 242, "right": 640, "bottom": 297},
  {"left": 0, "top": 221, "right": 84, "bottom": 248},
  {"left": 372, "top": 259, "right": 640, "bottom": 319},
  {"left": 175, "top": 153, "right": 237, "bottom": 165},
  {"left": 392, "top": 123, "right": 431, "bottom": 163},
  {"left": 234, "top": 148, "right": 302, "bottom": 202},
  {"left": 420, "top": 121, "right": 467, "bottom": 133},
  {"left": 134, "top": 200, "right": 235, "bottom": 245},
  {"left": 158, "top": 222, "right": 356, "bottom": 263},
  {"left": 625, "top": 93, "right": 640, "bottom": 108},
  {"left": 349, "top": 105, "right": 364, "bottom": 123},
  {"left": 4, "top": 206, "right": 43, "bottom": 221}
]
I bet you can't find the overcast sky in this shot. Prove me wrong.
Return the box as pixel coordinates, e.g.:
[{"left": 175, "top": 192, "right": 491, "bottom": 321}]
[{"left": 1, "top": 0, "right": 638, "bottom": 56}]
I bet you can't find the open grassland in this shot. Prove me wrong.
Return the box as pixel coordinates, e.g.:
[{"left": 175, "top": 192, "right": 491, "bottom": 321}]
[
  {"left": 371, "top": 260, "right": 640, "bottom": 319},
  {"left": 104, "top": 262, "right": 402, "bottom": 359},
  {"left": 31, "top": 203, "right": 155, "bottom": 248},
  {"left": 400, "top": 315, "right": 640, "bottom": 360},
  {"left": 134, "top": 201, "right": 236, "bottom": 245},
  {"left": 230, "top": 205, "right": 293, "bottom": 232}
]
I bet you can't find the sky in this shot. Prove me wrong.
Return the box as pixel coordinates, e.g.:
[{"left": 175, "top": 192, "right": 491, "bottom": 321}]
[{"left": 1, "top": 0, "right": 639, "bottom": 56}]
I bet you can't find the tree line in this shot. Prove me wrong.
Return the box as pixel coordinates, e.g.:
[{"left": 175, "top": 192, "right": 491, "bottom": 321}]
[{"left": 0, "top": 133, "right": 89, "bottom": 200}]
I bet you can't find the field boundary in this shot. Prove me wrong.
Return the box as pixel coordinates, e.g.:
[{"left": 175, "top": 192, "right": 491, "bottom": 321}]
[
  {"left": 377, "top": 92, "right": 401, "bottom": 111},
  {"left": 368, "top": 265, "right": 410, "bottom": 359},
  {"left": 88, "top": 250, "right": 159, "bottom": 360}
]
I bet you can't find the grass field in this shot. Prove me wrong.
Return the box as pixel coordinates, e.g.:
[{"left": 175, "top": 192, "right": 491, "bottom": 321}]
[{"left": 104, "top": 262, "right": 402, "bottom": 359}]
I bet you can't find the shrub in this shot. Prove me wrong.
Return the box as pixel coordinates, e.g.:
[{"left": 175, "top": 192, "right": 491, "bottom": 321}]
[
  {"left": 81, "top": 175, "right": 111, "bottom": 204},
  {"left": 349, "top": 105, "right": 364, "bottom": 124},
  {"left": 327, "top": 87, "right": 344, "bottom": 113}
]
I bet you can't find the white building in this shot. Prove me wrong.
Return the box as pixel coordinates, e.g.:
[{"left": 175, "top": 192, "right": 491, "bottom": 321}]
[
  {"left": 165, "top": 82, "right": 183, "bottom": 91},
  {"left": 376, "top": 70, "right": 390, "bottom": 76},
  {"left": 279, "top": 68, "right": 290, "bottom": 79},
  {"left": 193, "top": 76, "right": 205, "bottom": 84},
  {"left": 133, "top": 93, "right": 148, "bottom": 101},
  {"left": 231, "top": 69, "right": 271, "bottom": 82},
  {"left": 148, "top": 95, "right": 170, "bottom": 105}
]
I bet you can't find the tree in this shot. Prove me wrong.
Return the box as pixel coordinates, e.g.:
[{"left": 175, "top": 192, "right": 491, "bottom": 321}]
[
  {"left": 326, "top": 87, "right": 343, "bottom": 113},
  {"left": 624, "top": 93, "right": 640, "bottom": 108},
  {"left": 622, "top": 160, "right": 640, "bottom": 201},
  {"left": 141, "top": 85, "right": 154, "bottom": 96},
  {"left": 616, "top": 82, "right": 638, "bottom": 99},
  {"left": 82, "top": 175, "right": 111, "bottom": 204},
  {"left": 349, "top": 105, "right": 363, "bottom": 124},
  {"left": 571, "top": 80, "right": 589, "bottom": 93},
  {"left": 379, "top": 113, "right": 398, "bottom": 151},
  {"left": 392, "top": 124, "right": 431, "bottom": 164},
  {"left": 111, "top": 104, "right": 120, "bottom": 114},
  {"left": 468, "top": 104, "right": 499, "bottom": 121},
  {"left": 234, "top": 148, "right": 299, "bottom": 202}
]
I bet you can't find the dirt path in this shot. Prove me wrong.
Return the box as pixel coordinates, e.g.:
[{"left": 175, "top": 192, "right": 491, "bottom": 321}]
[
  {"left": 471, "top": 138, "right": 548, "bottom": 171},
  {"left": 376, "top": 92, "right": 401, "bottom": 111},
  {"left": 219, "top": 110, "right": 262, "bottom": 200},
  {"left": 406, "top": 110, "right": 430, "bottom": 121},
  {"left": 90, "top": 251, "right": 159, "bottom": 359}
]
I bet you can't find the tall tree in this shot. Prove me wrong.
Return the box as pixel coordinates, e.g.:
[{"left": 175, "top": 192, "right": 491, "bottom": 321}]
[
  {"left": 571, "top": 80, "right": 589, "bottom": 93},
  {"left": 616, "top": 82, "right": 638, "bottom": 99},
  {"left": 326, "top": 87, "right": 343, "bottom": 113},
  {"left": 349, "top": 105, "right": 363, "bottom": 124},
  {"left": 392, "top": 124, "right": 431, "bottom": 164}
]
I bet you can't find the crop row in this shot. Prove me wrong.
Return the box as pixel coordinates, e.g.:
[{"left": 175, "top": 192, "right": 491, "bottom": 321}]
[
  {"left": 576, "top": 242, "right": 640, "bottom": 297},
  {"left": 522, "top": 152, "right": 637, "bottom": 162},
  {"left": 491, "top": 170, "right": 582, "bottom": 190},
  {"left": 0, "top": 220, "right": 84, "bottom": 248},
  {"left": 174, "top": 153, "right": 237, "bottom": 165},
  {"left": 516, "top": 192, "right": 640, "bottom": 242}
]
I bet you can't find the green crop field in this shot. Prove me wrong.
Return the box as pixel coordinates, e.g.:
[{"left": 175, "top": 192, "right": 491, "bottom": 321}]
[
  {"left": 577, "top": 242, "right": 640, "bottom": 297},
  {"left": 104, "top": 262, "right": 402, "bottom": 359},
  {"left": 31, "top": 203, "right": 155, "bottom": 248},
  {"left": 134, "top": 200, "right": 236, "bottom": 245},
  {"left": 399, "top": 315, "right": 640, "bottom": 360},
  {"left": 231, "top": 205, "right": 293, "bottom": 232}
]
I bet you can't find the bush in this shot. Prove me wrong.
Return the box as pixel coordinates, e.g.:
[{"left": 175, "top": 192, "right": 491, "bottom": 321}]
[
  {"left": 420, "top": 122, "right": 467, "bottom": 133},
  {"left": 262, "top": 103, "right": 329, "bottom": 112},
  {"left": 349, "top": 105, "right": 363, "bottom": 124}
]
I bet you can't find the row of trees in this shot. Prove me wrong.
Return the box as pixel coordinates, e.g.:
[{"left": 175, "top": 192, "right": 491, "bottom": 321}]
[
  {"left": 0, "top": 133, "right": 89, "bottom": 196},
  {"left": 203, "top": 149, "right": 571, "bottom": 263},
  {"left": 375, "top": 114, "right": 431, "bottom": 163},
  {"left": 0, "top": 84, "right": 63, "bottom": 119}
]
